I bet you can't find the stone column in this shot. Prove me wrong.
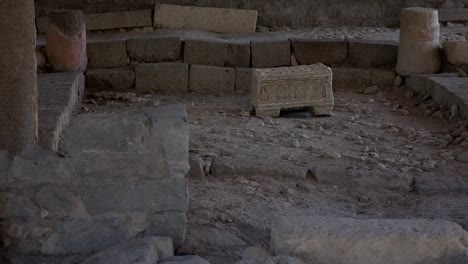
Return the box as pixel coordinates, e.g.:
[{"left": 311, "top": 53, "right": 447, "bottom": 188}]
[
  {"left": 396, "top": 8, "right": 441, "bottom": 76},
  {"left": 0, "top": 0, "right": 38, "bottom": 154},
  {"left": 46, "top": 10, "right": 87, "bottom": 72}
]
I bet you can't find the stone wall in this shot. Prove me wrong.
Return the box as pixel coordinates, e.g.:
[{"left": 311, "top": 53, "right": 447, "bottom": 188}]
[{"left": 34, "top": 0, "right": 462, "bottom": 28}]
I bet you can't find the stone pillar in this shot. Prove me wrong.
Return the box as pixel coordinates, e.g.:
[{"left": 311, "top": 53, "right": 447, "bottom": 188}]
[
  {"left": 0, "top": 0, "right": 38, "bottom": 154},
  {"left": 396, "top": 8, "right": 441, "bottom": 76},
  {"left": 46, "top": 10, "right": 87, "bottom": 72}
]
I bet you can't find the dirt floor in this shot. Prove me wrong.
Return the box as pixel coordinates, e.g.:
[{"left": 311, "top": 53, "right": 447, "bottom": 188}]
[{"left": 82, "top": 84, "right": 468, "bottom": 264}]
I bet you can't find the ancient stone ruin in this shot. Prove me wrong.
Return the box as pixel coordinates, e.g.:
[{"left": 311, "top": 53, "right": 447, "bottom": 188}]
[{"left": 1, "top": 1, "right": 468, "bottom": 264}]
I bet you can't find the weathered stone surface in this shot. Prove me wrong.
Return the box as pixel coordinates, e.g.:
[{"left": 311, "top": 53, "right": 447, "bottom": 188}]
[
  {"left": 242, "top": 246, "right": 271, "bottom": 259},
  {"left": 35, "top": 184, "right": 87, "bottom": 217},
  {"left": 291, "top": 39, "right": 347, "bottom": 66},
  {"left": 87, "top": 41, "right": 128, "bottom": 68},
  {"left": 135, "top": 63, "right": 188, "bottom": 93},
  {"left": 444, "top": 41, "right": 468, "bottom": 65},
  {"left": 79, "top": 237, "right": 173, "bottom": 264},
  {"left": 36, "top": 49, "right": 47, "bottom": 71},
  {"left": 127, "top": 36, "right": 181, "bottom": 62},
  {"left": 154, "top": 4, "right": 257, "bottom": 33},
  {"left": 147, "top": 212, "right": 187, "bottom": 246},
  {"left": 396, "top": 8, "right": 441, "bottom": 76},
  {"left": 186, "top": 225, "right": 246, "bottom": 248},
  {"left": 184, "top": 39, "right": 250, "bottom": 67},
  {"left": 439, "top": 8, "right": 468, "bottom": 21},
  {"left": 371, "top": 69, "right": 397, "bottom": 87},
  {"left": 0, "top": 150, "right": 12, "bottom": 184},
  {"left": 236, "top": 68, "right": 253, "bottom": 93},
  {"left": 190, "top": 65, "right": 235, "bottom": 94},
  {"left": 348, "top": 40, "right": 398, "bottom": 68},
  {"left": 86, "top": 68, "right": 135, "bottom": 93},
  {"left": 272, "top": 216, "right": 468, "bottom": 264},
  {"left": 237, "top": 256, "right": 305, "bottom": 264},
  {"left": 0, "top": 192, "right": 39, "bottom": 224},
  {"left": 160, "top": 255, "right": 210, "bottom": 264},
  {"left": 251, "top": 40, "right": 291, "bottom": 68},
  {"left": 86, "top": 10, "right": 153, "bottom": 30},
  {"left": 252, "top": 64, "right": 334, "bottom": 117},
  {"left": 332, "top": 67, "right": 371, "bottom": 90}
]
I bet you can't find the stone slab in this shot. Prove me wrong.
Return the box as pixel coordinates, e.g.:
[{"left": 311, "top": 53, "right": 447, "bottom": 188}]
[
  {"left": 444, "top": 41, "right": 468, "bottom": 65},
  {"left": 154, "top": 4, "right": 257, "bottom": 33},
  {"left": 332, "top": 67, "right": 371, "bottom": 90},
  {"left": 127, "top": 36, "right": 181, "bottom": 62},
  {"left": 252, "top": 64, "right": 334, "bottom": 117},
  {"left": 236, "top": 68, "right": 253, "bottom": 93},
  {"left": 86, "top": 67, "right": 135, "bottom": 93},
  {"left": 251, "top": 40, "right": 291, "bottom": 68},
  {"left": 348, "top": 40, "right": 398, "bottom": 68},
  {"left": 272, "top": 216, "right": 468, "bottom": 264},
  {"left": 135, "top": 63, "right": 189, "bottom": 93},
  {"left": 184, "top": 39, "right": 250, "bottom": 67},
  {"left": 189, "top": 65, "right": 235, "bottom": 94},
  {"left": 290, "top": 39, "right": 347, "bottom": 66},
  {"left": 87, "top": 41, "right": 128, "bottom": 68}
]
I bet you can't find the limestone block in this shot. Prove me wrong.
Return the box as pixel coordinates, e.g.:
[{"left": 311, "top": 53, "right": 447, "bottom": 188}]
[
  {"left": 135, "top": 63, "right": 189, "bottom": 93},
  {"left": 252, "top": 64, "right": 334, "bottom": 117},
  {"left": 444, "top": 41, "right": 468, "bottom": 65},
  {"left": 251, "top": 40, "right": 291, "bottom": 68},
  {"left": 184, "top": 39, "right": 250, "bottom": 67},
  {"left": 290, "top": 39, "right": 347, "bottom": 66},
  {"left": 127, "top": 36, "right": 181, "bottom": 62},
  {"left": 236, "top": 68, "right": 253, "bottom": 93},
  {"left": 85, "top": 10, "right": 153, "bottom": 31},
  {"left": 154, "top": 4, "right": 257, "bottom": 33},
  {"left": 35, "top": 184, "right": 87, "bottom": 217},
  {"left": 371, "top": 69, "right": 397, "bottom": 87},
  {"left": 87, "top": 41, "right": 128, "bottom": 68},
  {"left": 189, "top": 65, "right": 235, "bottom": 94},
  {"left": 332, "top": 67, "right": 371, "bottom": 90},
  {"left": 272, "top": 216, "right": 468, "bottom": 264},
  {"left": 86, "top": 68, "right": 135, "bottom": 93},
  {"left": 147, "top": 212, "right": 187, "bottom": 246},
  {"left": 396, "top": 8, "right": 441, "bottom": 76},
  {"left": 348, "top": 40, "right": 398, "bottom": 68}
]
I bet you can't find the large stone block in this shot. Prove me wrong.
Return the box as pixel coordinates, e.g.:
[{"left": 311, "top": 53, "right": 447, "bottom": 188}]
[
  {"left": 290, "top": 39, "right": 347, "bottom": 66},
  {"left": 189, "top": 65, "right": 235, "bottom": 94},
  {"left": 147, "top": 212, "right": 187, "bottom": 247},
  {"left": 332, "top": 67, "right": 371, "bottom": 90},
  {"left": 87, "top": 41, "right": 128, "bottom": 68},
  {"left": 251, "top": 40, "right": 291, "bottom": 68},
  {"left": 154, "top": 4, "right": 257, "bottom": 33},
  {"left": 371, "top": 69, "right": 397, "bottom": 87},
  {"left": 135, "top": 63, "right": 188, "bottom": 93},
  {"left": 348, "top": 40, "right": 398, "bottom": 68},
  {"left": 236, "top": 68, "right": 253, "bottom": 93},
  {"left": 127, "top": 36, "right": 181, "bottom": 63},
  {"left": 184, "top": 39, "right": 250, "bottom": 67},
  {"left": 272, "top": 216, "right": 468, "bottom": 264},
  {"left": 252, "top": 64, "right": 334, "bottom": 117},
  {"left": 85, "top": 10, "right": 153, "bottom": 31},
  {"left": 444, "top": 41, "right": 468, "bottom": 65},
  {"left": 86, "top": 68, "right": 135, "bottom": 93}
]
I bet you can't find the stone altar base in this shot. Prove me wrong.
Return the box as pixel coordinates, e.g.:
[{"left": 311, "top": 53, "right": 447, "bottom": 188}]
[{"left": 252, "top": 64, "right": 334, "bottom": 117}]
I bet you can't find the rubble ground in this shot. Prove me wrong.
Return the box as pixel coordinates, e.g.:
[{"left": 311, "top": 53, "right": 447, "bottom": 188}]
[{"left": 82, "top": 84, "right": 468, "bottom": 264}]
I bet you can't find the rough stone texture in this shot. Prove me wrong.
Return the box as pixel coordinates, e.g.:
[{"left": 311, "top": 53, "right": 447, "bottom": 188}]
[
  {"left": 0, "top": 0, "right": 38, "bottom": 154},
  {"left": 444, "top": 40, "right": 468, "bottom": 65},
  {"left": 237, "top": 256, "right": 305, "bottom": 264},
  {"left": 79, "top": 237, "right": 173, "bottom": 264},
  {"left": 86, "top": 68, "right": 135, "bottom": 93},
  {"left": 154, "top": 4, "right": 257, "bottom": 33},
  {"left": 186, "top": 225, "right": 246, "bottom": 248},
  {"left": 251, "top": 40, "right": 291, "bottom": 68},
  {"left": 332, "top": 67, "right": 371, "bottom": 90},
  {"left": 87, "top": 41, "right": 128, "bottom": 68},
  {"left": 348, "top": 40, "right": 398, "bottom": 68},
  {"left": 160, "top": 255, "right": 210, "bottom": 264},
  {"left": 252, "top": 64, "right": 334, "bottom": 117},
  {"left": 184, "top": 39, "right": 250, "bottom": 68},
  {"left": 236, "top": 68, "right": 253, "bottom": 93},
  {"left": 439, "top": 7, "right": 468, "bottom": 21},
  {"left": 46, "top": 10, "right": 87, "bottom": 72},
  {"left": 86, "top": 10, "right": 153, "bottom": 30},
  {"left": 371, "top": 69, "right": 397, "bottom": 87},
  {"left": 135, "top": 63, "right": 189, "bottom": 93},
  {"left": 396, "top": 8, "right": 441, "bottom": 76},
  {"left": 127, "top": 36, "right": 181, "bottom": 63},
  {"left": 189, "top": 65, "right": 235, "bottom": 94},
  {"left": 291, "top": 39, "right": 347, "bottom": 66},
  {"left": 272, "top": 216, "right": 468, "bottom": 264}
]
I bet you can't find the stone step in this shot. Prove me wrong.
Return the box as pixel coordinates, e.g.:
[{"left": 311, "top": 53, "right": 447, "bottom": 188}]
[{"left": 38, "top": 72, "right": 84, "bottom": 151}]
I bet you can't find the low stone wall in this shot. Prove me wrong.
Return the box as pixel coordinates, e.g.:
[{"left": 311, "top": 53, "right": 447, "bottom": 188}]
[{"left": 35, "top": 0, "right": 452, "bottom": 28}]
